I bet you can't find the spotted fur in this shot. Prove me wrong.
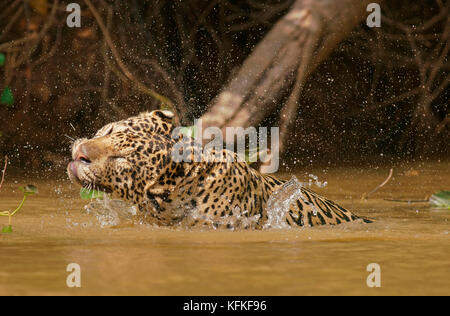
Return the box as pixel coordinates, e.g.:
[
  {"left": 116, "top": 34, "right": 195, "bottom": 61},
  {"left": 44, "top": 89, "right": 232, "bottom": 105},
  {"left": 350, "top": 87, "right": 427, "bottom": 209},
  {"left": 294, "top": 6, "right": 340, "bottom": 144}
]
[{"left": 68, "top": 111, "right": 370, "bottom": 229}]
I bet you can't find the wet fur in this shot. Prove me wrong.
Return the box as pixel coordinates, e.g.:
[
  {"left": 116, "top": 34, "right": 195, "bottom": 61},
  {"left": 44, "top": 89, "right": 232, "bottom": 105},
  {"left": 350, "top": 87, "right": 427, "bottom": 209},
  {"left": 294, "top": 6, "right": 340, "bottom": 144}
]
[{"left": 68, "top": 111, "right": 369, "bottom": 229}]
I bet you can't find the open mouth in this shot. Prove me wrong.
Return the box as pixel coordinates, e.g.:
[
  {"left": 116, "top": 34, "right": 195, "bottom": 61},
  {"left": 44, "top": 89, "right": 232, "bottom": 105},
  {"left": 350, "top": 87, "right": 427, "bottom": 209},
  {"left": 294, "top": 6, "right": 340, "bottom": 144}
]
[
  {"left": 67, "top": 161, "right": 113, "bottom": 194},
  {"left": 68, "top": 142, "right": 115, "bottom": 194},
  {"left": 68, "top": 145, "right": 93, "bottom": 183},
  {"left": 68, "top": 161, "right": 83, "bottom": 182}
]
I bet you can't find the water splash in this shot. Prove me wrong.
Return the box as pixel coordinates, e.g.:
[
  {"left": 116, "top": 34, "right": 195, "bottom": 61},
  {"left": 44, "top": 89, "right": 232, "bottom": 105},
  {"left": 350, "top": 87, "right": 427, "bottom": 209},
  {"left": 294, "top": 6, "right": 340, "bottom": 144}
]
[
  {"left": 304, "top": 174, "right": 328, "bottom": 188},
  {"left": 184, "top": 203, "right": 261, "bottom": 230},
  {"left": 264, "top": 176, "right": 305, "bottom": 229},
  {"left": 82, "top": 173, "right": 327, "bottom": 230},
  {"left": 263, "top": 174, "right": 328, "bottom": 229},
  {"left": 227, "top": 207, "right": 261, "bottom": 230},
  {"left": 84, "top": 195, "right": 137, "bottom": 227}
]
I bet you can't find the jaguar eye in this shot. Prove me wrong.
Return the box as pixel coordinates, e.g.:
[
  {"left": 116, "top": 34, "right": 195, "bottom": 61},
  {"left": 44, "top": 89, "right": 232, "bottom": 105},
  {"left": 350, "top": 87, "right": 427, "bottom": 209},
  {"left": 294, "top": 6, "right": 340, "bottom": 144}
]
[
  {"left": 80, "top": 157, "right": 91, "bottom": 164},
  {"left": 75, "top": 152, "right": 91, "bottom": 164}
]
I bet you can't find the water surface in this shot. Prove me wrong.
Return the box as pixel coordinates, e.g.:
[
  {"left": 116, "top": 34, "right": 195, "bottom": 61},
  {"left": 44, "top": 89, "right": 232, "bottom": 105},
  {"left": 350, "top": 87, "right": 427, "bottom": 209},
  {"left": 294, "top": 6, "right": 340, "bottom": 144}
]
[{"left": 0, "top": 161, "right": 449, "bottom": 295}]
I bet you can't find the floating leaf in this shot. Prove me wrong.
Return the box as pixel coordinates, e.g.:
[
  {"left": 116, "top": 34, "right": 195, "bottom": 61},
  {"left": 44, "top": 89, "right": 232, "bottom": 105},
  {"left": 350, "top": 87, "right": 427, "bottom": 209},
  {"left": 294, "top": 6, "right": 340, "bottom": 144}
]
[
  {"left": 1, "top": 87, "right": 14, "bottom": 106},
  {"left": 0, "top": 53, "right": 5, "bottom": 67},
  {"left": 80, "top": 188, "right": 105, "bottom": 200},
  {"left": 429, "top": 191, "right": 450, "bottom": 209},
  {"left": 20, "top": 185, "right": 38, "bottom": 197},
  {"left": 2, "top": 225, "right": 12, "bottom": 233}
]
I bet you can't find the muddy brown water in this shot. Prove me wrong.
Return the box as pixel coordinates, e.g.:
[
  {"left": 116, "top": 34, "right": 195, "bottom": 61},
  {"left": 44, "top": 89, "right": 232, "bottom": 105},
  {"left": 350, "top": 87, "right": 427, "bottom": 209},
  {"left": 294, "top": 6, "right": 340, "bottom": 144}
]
[{"left": 0, "top": 161, "right": 449, "bottom": 295}]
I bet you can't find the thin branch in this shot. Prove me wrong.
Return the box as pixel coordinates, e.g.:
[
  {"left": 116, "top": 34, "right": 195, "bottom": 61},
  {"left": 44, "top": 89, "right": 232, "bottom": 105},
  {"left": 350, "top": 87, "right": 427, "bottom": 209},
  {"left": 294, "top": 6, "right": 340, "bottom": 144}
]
[
  {"left": 363, "top": 87, "right": 422, "bottom": 113},
  {"left": 0, "top": 34, "right": 37, "bottom": 52},
  {"left": 426, "top": 34, "right": 450, "bottom": 91},
  {"left": 0, "top": 5, "right": 24, "bottom": 42},
  {"left": 84, "top": 0, "right": 180, "bottom": 124},
  {"left": 362, "top": 169, "right": 394, "bottom": 200},
  {"left": 436, "top": 115, "right": 450, "bottom": 133},
  {"left": 430, "top": 73, "right": 450, "bottom": 102},
  {"left": 405, "top": 30, "right": 426, "bottom": 85},
  {"left": 418, "top": 5, "right": 448, "bottom": 32},
  {"left": 138, "top": 58, "right": 186, "bottom": 114},
  {"left": 32, "top": 19, "right": 64, "bottom": 67},
  {"left": 279, "top": 24, "right": 321, "bottom": 154},
  {"left": 0, "top": 156, "right": 8, "bottom": 192},
  {"left": 0, "top": 0, "right": 21, "bottom": 22},
  {"left": 101, "top": 4, "right": 113, "bottom": 116},
  {"left": 10, "top": 0, "right": 59, "bottom": 68},
  {"left": 384, "top": 198, "right": 429, "bottom": 203}
]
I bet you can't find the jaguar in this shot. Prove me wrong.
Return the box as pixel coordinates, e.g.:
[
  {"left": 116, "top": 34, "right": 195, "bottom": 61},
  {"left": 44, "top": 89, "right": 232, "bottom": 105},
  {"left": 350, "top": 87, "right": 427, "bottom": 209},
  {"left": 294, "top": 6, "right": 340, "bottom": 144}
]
[{"left": 68, "top": 110, "right": 370, "bottom": 229}]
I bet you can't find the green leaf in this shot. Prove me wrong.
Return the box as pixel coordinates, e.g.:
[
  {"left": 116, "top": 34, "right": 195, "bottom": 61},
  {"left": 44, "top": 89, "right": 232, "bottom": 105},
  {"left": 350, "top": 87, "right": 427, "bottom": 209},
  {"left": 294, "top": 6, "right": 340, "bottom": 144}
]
[
  {"left": 179, "top": 125, "right": 198, "bottom": 139},
  {"left": 2, "top": 225, "right": 12, "bottom": 233},
  {"left": 160, "top": 103, "right": 171, "bottom": 112},
  {"left": 1, "top": 87, "right": 14, "bottom": 106},
  {"left": 429, "top": 191, "right": 450, "bottom": 209},
  {"left": 244, "top": 147, "right": 259, "bottom": 165},
  {"left": 0, "top": 53, "right": 5, "bottom": 67},
  {"left": 20, "top": 185, "right": 38, "bottom": 197},
  {"left": 80, "top": 188, "right": 105, "bottom": 200}
]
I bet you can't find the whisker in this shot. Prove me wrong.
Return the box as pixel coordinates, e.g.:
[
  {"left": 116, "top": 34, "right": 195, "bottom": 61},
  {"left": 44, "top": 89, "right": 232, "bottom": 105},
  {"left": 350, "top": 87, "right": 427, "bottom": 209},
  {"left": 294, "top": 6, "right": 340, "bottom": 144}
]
[{"left": 65, "top": 134, "right": 76, "bottom": 141}]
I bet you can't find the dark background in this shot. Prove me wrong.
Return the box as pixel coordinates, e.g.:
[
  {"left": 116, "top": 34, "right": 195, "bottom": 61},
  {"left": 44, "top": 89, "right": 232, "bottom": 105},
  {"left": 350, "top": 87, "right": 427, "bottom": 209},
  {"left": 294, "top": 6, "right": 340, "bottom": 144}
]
[{"left": 0, "top": 0, "right": 448, "bottom": 175}]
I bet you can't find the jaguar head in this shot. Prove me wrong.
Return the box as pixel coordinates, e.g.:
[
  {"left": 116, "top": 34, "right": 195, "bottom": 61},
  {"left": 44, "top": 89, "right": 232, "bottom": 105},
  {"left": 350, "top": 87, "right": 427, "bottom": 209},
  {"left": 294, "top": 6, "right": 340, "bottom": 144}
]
[{"left": 67, "top": 110, "right": 176, "bottom": 202}]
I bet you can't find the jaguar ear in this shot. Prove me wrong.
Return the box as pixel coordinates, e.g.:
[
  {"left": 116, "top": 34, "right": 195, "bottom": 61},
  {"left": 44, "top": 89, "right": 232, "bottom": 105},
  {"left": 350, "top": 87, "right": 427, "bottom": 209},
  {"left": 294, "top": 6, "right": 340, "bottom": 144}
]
[
  {"left": 150, "top": 110, "right": 174, "bottom": 123},
  {"left": 134, "top": 110, "right": 174, "bottom": 135}
]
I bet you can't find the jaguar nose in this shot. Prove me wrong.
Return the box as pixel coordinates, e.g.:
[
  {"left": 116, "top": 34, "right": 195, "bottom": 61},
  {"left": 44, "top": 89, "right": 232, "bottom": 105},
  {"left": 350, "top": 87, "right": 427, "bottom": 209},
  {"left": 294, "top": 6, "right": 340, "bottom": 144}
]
[{"left": 75, "top": 145, "right": 91, "bottom": 164}]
